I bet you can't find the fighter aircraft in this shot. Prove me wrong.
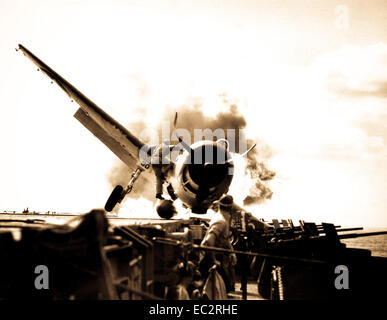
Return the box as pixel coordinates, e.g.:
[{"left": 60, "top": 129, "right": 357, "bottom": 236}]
[{"left": 17, "top": 44, "right": 255, "bottom": 219}]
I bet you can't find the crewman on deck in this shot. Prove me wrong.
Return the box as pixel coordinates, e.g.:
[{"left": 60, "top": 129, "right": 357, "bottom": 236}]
[
  {"left": 199, "top": 194, "right": 237, "bottom": 292},
  {"left": 151, "top": 140, "right": 176, "bottom": 200},
  {"left": 165, "top": 261, "right": 193, "bottom": 300}
]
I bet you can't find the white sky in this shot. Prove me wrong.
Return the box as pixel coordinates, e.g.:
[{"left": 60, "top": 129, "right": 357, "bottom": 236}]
[{"left": 0, "top": 0, "right": 386, "bottom": 227}]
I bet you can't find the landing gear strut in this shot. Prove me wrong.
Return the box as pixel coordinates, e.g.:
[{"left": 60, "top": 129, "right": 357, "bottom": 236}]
[{"left": 104, "top": 164, "right": 149, "bottom": 212}]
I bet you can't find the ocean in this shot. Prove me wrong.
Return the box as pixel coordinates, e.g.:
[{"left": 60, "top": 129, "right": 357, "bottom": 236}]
[{"left": 341, "top": 228, "right": 387, "bottom": 258}]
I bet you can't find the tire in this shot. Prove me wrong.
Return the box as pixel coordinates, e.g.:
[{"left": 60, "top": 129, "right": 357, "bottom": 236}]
[{"left": 105, "top": 185, "right": 124, "bottom": 212}]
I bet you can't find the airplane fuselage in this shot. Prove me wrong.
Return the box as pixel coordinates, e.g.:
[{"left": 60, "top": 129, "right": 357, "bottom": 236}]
[{"left": 169, "top": 140, "right": 234, "bottom": 213}]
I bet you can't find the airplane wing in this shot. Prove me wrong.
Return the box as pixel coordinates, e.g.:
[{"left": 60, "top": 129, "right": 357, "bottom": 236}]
[{"left": 18, "top": 44, "right": 155, "bottom": 195}]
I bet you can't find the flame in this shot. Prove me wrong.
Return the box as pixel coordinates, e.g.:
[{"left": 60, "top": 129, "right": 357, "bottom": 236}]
[{"left": 106, "top": 95, "right": 275, "bottom": 216}]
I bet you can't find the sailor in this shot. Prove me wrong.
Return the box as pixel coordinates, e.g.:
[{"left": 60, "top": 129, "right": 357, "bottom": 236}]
[
  {"left": 151, "top": 140, "right": 175, "bottom": 200},
  {"left": 165, "top": 261, "right": 194, "bottom": 300},
  {"left": 199, "top": 194, "right": 237, "bottom": 292}
]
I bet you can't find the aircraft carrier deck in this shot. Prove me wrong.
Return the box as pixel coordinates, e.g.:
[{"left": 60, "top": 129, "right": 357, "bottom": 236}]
[{"left": 1, "top": 210, "right": 386, "bottom": 300}]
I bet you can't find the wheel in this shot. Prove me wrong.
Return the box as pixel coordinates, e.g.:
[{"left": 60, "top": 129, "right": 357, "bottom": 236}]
[{"left": 105, "top": 185, "right": 124, "bottom": 212}]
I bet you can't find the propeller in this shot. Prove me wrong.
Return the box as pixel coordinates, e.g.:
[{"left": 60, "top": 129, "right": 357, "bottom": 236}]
[
  {"left": 225, "top": 143, "right": 256, "bottom": 164},
  {"left": 173, "top": 111, "right": 178, "bottom": 128},
  {"left": 172, "top": 111, "right": 193, "bottom": 153},
  {"left": 172, "top": 111, "right": 256, "bottom": 162}
]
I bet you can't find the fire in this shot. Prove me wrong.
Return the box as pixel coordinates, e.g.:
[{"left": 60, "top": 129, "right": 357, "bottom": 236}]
[{"left": 106, "top": 95, "right": 275, "bottom": 215}]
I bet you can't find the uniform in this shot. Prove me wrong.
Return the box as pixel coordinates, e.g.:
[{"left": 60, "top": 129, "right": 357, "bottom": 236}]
[
  {"left": 200, "top": 195, "right": 237, "bottom": 292},
  {"left": 151, "top": 142, "right": 175, "bottom": 199}
]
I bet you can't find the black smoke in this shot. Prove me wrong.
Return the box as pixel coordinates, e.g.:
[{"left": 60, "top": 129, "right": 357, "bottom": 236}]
[{"left": 106, "top": 95, "right": 275, "bottom": 208}]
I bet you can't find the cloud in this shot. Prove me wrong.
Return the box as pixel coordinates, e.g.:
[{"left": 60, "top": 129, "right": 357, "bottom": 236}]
[
  {"left": 246, "top": 43, "right": 387, "bottom": 226},
  {"left": 298, "top": 43, "right": 387, "bottom": 160},
  {"left": 315, "top": 43, "right": 387, "bottom": 99},
  {"left": 330, "top": 80, "right": 387, "bottom": 99}
]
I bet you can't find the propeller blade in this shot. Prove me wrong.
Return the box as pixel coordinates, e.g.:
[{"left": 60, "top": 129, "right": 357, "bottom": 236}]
[
  {"left": 173, "top": 112, "right": 178, "bottom": 128},
  {"left": 226, "top": 143, "right": 257, "bottom": 164},
  {"left": 177, "top": 136, "right": 192, "bottom": 153},
  {"left": 240, "top": 143, "right": 256, "bottom": 158}
]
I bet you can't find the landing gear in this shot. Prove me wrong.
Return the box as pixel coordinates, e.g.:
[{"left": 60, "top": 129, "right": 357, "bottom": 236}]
[
  {"left": 105, "top": 185, "right": 125, "bottom": 212},
  {"left": 104, "top": 165, "right": 148, "bottom": 212}
]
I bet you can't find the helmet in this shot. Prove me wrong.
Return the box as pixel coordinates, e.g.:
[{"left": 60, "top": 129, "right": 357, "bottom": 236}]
[
  {"left": 219, "top": 194, "right": 233, "bottom": 209},
  {"left": 156, "top": 199, "right": 177, "bottom": 219}
]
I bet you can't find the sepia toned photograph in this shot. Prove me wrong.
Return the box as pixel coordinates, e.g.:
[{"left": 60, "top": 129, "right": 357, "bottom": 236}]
[{"left": 0, "top": 0, "right": 386, "bottom": 303}]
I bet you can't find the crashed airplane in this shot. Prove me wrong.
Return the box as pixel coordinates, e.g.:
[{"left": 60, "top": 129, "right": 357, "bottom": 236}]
[
  {"left": 17, "top": 44, "right": 257, "bottom": 219},
  {"left": 9, "top": 45, "right": 387, "bottom": 301}
]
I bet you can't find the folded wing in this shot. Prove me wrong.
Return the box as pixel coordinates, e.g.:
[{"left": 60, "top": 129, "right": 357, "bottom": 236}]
[{"left": 18, "top": 44, "right": 155, "bottom": 197}]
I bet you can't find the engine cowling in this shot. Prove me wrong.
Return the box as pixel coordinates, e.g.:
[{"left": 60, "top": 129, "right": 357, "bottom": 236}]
[{"left": 171, "top": 140, "right": 234, "bottom": 214}]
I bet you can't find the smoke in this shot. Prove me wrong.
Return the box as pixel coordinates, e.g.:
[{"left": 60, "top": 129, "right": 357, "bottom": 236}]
[
  {"left": 163, "top": 98, "right": 247, "bottom": 153},
  {"left": 241, "top": 143, "right": 276, "bottom": 206},
  {"left": 106, "top": 94, "right": 275, "bottom": 213},
  {"left": 243, "top": 162, "right": 275, "bottom": 206},
  {"left": 105, "top": 119, "right": 156, "bottom": 214},
  {"left": 106, "top": 159, "right": 155, "bottom": 201},
  {"left": 162, "top": 97, "right": 276, "bottom": 207}
]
